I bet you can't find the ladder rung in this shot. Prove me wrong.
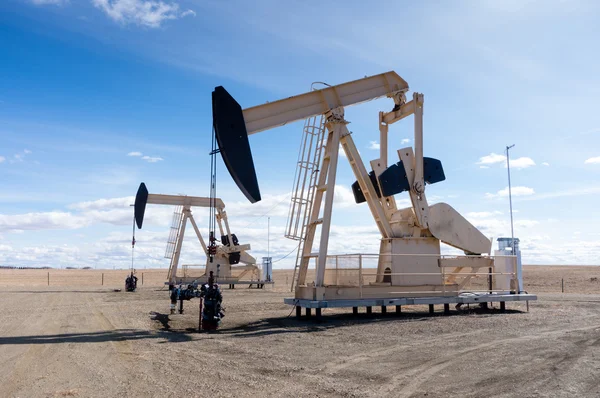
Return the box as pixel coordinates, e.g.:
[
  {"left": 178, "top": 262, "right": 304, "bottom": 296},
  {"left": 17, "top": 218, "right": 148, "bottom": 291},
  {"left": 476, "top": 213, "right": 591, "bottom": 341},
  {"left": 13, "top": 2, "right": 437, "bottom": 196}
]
[
  {"left": 317, "top": 185, "right": 327, "bottom": 192},
  {"left": 311, "top": 218, "right": 323, "bottom": 225}
]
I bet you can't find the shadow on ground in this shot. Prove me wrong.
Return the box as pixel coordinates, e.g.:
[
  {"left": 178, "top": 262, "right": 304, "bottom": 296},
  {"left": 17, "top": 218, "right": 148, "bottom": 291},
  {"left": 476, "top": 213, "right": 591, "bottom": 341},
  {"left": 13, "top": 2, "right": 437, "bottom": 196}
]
[
  {"left": 0, "top": 328, "right": 192, "bottom": 346},
  {"left": 151, "top": 307, "right": 525, "bottom": 338},
  {"left": 218, "top": 308, "right": 525, "bottom": 338}
]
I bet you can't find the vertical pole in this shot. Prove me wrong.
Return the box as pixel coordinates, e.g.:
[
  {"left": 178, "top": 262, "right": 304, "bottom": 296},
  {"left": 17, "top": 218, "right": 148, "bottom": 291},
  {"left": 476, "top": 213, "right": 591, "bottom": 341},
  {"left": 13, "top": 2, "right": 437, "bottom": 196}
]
[
  {"left": 379, "top": 113, "right": 388, "bottom": 168},
  {"left": 267, "top": 217, "right": 270, "bottom": 259},
  {"left": 198, "top": 298, "right": 203, "bottom": 332},
  {"left": 102, "top": 273, "right": 104, "bottom": 286},
  {"left": 506, "top": 144, "right": 516, "bottom": 254},
  {"left": 359, "top": 254, "right": 363, "bottom": 299},
  {"left": 335, "top": 256, "right": 339, "bottom": 286},
  {"left": 142, "top": 273, "right": 144, "bottom": 285},
  {"left": 413, "top": 93, "right": 424, "bottom": 186},
  {"left": 316, "top": 123, "right": 342, "bottom": 286},
  {"left": 47, "top": 272, "right": 49, "bottom": 286},
  {"left": 561, "top": 278, "right": 564, "bottom": 293}
]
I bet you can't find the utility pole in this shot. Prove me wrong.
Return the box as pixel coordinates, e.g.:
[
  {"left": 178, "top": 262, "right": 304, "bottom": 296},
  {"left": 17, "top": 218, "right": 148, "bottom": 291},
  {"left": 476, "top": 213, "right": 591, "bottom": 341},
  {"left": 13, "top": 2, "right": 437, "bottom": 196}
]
[
  {"left": 267, "top": 217, "right": 270, "bottom": 259},
  {"left": 506, "top": 144, "right": 516, "bottom": 254}
]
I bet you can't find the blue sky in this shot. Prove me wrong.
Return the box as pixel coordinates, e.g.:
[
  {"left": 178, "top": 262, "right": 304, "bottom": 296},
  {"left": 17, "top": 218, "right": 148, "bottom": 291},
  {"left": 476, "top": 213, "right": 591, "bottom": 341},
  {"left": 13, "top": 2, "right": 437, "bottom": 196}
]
[{"left": 1, "top": 0, "right": 599, "bottom": 269}]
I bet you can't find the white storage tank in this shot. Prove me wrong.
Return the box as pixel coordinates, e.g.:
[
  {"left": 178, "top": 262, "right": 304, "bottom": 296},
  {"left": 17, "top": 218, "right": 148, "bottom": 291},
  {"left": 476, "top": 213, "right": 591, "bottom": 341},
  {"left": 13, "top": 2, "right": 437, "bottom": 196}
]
[
  {"left": 262, "top": 257, "right": 273, "bottom": 282},
  {"left": 494, "top": 237, "right": 522, "bottom": 293}
]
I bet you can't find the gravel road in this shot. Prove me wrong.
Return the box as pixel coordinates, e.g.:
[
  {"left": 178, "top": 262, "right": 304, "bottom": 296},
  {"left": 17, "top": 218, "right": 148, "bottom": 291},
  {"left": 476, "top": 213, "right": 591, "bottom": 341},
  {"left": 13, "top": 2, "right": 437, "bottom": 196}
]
[{"left": 1, "top": 285, "right": 599, "bottom": 397}]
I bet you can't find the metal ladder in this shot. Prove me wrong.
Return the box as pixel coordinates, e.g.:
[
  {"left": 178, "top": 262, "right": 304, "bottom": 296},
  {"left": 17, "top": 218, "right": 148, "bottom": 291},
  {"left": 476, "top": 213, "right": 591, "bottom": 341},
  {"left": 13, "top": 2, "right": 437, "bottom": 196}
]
[
  {"left": 165, "top": 205, "right": 183, "bottom": 274},
  {"left": 285, "top": 114, "right": 326, "bottom": 290}
]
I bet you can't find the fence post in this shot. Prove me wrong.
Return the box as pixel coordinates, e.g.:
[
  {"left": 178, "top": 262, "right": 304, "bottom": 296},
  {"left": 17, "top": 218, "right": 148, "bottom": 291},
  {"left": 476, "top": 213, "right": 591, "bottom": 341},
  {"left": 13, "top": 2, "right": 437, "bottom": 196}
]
[
  {"left": 358, "top": 254, "right": 363, "bottom": 299},
  {"left": 561, "top": 278, "right": 564, "bottom": 293},
  {"left": 142, "top": 273, "right": 144, "bottom": 285},
  {"left": 335, "top": 256, "right": 339, "bottom": 286},
  {"left": 102, "top": 273, "right": 104, "bottom": 286},
  {"left": 47, "top": 272, "right": 50, "bottom": 286}
]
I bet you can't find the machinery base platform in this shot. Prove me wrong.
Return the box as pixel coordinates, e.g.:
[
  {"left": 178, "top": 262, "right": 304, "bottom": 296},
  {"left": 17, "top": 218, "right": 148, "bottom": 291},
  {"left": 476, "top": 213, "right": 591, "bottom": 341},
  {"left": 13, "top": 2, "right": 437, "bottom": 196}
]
[
  {"left": 167, "top": 278, "right": 274, "bottom": 289},
  {"left": 284, "top": 292, "right": 537, "bottom": 318}
]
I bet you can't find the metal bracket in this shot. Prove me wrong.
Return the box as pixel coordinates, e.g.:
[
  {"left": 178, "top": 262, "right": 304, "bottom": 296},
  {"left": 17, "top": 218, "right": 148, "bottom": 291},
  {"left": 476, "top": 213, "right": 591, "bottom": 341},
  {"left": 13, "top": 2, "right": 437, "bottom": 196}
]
[
  {"left": 325, "top": 107, "right": 347, "bottom": 124},
  {"left": 390, "top": 89, "right": 408, "bottom": 111}
]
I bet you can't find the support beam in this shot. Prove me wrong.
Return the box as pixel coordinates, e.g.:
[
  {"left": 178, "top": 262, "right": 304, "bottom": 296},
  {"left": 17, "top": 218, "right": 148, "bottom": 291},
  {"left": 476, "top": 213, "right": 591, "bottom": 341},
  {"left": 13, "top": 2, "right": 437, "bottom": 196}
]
[
  {"left": 147, "top": 194, "right": 224, "bottom": 209},
  {"left": 297, "top": 131, "right": 333, "bottom": 286},
  {"left": 188, "top": 212, "right": 208, "bottom": 253},
  {"left": 242, "top": 72, "right": 409, "bottom": 135},
  {"left": 341, "top": 129, "right": 393, "bottom": 238},
  {"left": 316, "top": 123, "right": 342, "bottom": 286}
]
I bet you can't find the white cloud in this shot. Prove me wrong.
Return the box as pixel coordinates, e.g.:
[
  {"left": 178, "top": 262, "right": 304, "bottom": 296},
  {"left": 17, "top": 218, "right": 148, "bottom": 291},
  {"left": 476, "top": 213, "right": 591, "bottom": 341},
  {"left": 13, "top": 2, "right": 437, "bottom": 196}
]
[
  {"left": 333, "top": 185, "right": 357, "bottom": 208},
  {"left": 141, "top": 155, "right": 163, "bottom": 163},
  {"left": 368, "top": 141, "right": 380, "bottom": 150},
  {"left": 466, "top": 211, "right": 502, "bottom": 218},
  {"left": 485, "top": 186, "right": 535, "bottom": 198},
  {"left": 92, "top": 0, "right": 195, "bottom": 28},
  {"left": 479, "top": 166, "right": 489, "bottom": 169},
  {"left": 542, "top": 162, "right": 550, "bottom": 166},
  {"left": 0, "top": 212, "right": 86, "bottom": 232},
  {"left": 8, "top": 149, "right": 33, "bottom": 164},
  {"left": 29, "top": 0, "right": 68, "bottom": 5},
  {"left": 0, "top": 195, "right": 179, "bottom": 234},
  {"left": 509, "top": 157, "right": 536, "bottom": 169},
  {"left": 180, "top": 9, "right": 195, "bottom": 17},
  {"left": 0, "top": 156, "right": 5, "bottom": 163},
  {"left": 585, "top": 156, "right": 600, "bottom": 164},
  {"left": 69, "top": 196, "right": 134, "bottom": 211},
  {"left": 477, "top": 152, "right": 535, "bottom": 169},
  {"left": 477, "top": 152, "right": 506, "bottom": 165},
  {"left": 401, "top": 138, "right": 410, "bottom": 144},
  {"left": 127, "top": 151, "right": 143, "bottom": 157}
]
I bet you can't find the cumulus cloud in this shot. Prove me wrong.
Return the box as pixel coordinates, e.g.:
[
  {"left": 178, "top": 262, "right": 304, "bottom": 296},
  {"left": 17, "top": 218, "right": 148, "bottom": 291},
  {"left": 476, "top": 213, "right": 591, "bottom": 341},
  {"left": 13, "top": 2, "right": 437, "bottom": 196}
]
[
  {"left": 477, "top": 152, "right": 535, "bottom": 169},
  {"left": 0, "top": 212, "right": 86, "bottom": 232},
  {"left": 368, "top": 141, "right": 380, "bottom": 150},
  {"left": 142, "top": 155, "right": 163, "bottom": 163},
  {"left": 510, "top": 157, "right": 536, "bottom": 169},
  {"left": 333, "top": 185, "right": 358, "bottom": 209},
  {"left": 92, "top": 0, "right": 195, "bottom": 28},
  {"left": 542, "top": 162, "right": 550, "bottom": 166},
  {"left": 8, "top": 149, "right": 33, "bottom": 164},
  {"left": 0, "top": 196, "right": 175, "bottom": 233},
  {"left": 127, "top": 151, "right": 163, "bottom": 162},
  {"left": 466, "top": 211, "right": 502, "bottom": 218},
  {"left": 585, "top": 156, "right": 600, "bottom": 164},
  {"left": 29, "top": 0, "right": 68, "bottom": 5},
  {"left": 485, "top": 186, "right": 535, "bottom": 198},
  {"left": 477, "top": 152, "right": 505, "bottom": 165},
  {"left": 69, "top": 197, "right": 134, "bottom": 211},
  {"left": 401, "top": 138, "right": 410, "bottom": 144},
  {"left": 180, "top": 9, "right": 195, "bottom": 17}
]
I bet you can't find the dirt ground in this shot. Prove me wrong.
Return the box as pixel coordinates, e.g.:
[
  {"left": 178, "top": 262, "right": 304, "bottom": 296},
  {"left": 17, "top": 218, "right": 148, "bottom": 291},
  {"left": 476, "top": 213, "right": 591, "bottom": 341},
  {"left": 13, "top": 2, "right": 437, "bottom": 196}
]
[{"left": 2, "top": 266, "right": 600, "bottom": 397}]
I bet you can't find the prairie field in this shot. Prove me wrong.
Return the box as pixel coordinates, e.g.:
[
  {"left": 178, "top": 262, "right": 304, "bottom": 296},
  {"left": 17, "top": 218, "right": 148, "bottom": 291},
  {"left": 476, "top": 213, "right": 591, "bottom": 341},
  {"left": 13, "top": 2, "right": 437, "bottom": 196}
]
[{"left": 1, "top": 266, "right": 600, "bottom": 397}]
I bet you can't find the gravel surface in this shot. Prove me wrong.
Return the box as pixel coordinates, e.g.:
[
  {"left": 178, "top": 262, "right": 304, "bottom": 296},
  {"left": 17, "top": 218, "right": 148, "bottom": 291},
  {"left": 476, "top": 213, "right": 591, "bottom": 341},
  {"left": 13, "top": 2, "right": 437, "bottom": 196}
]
[{"left": 2, "top": 281, "right": 600, "bottom": 398}]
